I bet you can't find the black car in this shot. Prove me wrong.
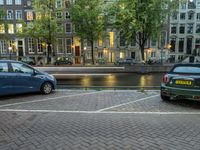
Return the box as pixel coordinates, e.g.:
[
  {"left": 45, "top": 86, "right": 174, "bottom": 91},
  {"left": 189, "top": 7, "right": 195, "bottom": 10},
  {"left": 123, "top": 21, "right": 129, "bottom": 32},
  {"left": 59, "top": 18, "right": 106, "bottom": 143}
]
[
  {"left": 21, "top": 57, "right": 35, "bottom": 65},
  {"left": 115, "top": 58, "right": 136, "bottom": 66},
  {"left": 54, "top": 57, "right": 73, "bottom": 65}
]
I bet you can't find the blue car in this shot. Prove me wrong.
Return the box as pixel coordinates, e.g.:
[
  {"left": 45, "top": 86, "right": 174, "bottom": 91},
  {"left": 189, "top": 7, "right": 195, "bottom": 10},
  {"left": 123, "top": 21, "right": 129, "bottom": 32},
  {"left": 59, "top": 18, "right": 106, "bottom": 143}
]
[{"left": 0, "top": 60, "right": 56, "bottom": 96}]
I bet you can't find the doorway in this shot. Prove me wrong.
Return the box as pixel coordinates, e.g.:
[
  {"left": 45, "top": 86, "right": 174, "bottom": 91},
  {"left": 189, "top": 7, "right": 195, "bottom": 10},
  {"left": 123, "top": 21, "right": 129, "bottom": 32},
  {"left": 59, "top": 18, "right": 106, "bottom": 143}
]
[
  {"left": 75, "top": 46, "right": 81, "bottom": 64},
  {"left": 17, "top": 40, "right": 24, "bottom": 58}
]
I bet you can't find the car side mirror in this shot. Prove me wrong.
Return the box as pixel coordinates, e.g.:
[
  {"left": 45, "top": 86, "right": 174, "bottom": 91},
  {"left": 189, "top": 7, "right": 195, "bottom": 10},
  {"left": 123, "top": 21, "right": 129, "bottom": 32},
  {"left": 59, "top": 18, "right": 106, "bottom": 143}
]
[{"left": 33, "top": 70, "right": 38, "bottom": 76}]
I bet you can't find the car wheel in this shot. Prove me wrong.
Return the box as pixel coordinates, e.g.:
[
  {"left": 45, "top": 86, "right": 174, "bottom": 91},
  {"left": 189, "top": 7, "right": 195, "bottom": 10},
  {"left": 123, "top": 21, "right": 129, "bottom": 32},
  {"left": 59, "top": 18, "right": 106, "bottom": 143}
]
[
  {"left": 161, "top": 94, "right": 170, "bottom": 101},
  {"left": 41, "top": 82, "right": 53, "bottom": 94}
]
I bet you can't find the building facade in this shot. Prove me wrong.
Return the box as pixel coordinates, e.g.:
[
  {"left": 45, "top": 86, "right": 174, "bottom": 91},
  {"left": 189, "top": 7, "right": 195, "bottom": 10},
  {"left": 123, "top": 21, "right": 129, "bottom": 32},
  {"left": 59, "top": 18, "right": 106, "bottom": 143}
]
[
  {"left": 0, "top": 0, "right": 171, "bottom": 64},
  {"left": 169, "top": 0, "right": 200, "bottom": 63}
]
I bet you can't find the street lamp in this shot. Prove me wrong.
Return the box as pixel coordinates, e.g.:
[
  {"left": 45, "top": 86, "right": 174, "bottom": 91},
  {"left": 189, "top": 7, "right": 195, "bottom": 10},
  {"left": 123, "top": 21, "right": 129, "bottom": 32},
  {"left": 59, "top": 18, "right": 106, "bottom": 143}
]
[
  {"left": 8, "top": 46, "right": 12, "bottom": 60},
  {"left": 83, "top": 46, "right": 86, "bottom": 65},
  {"left": 145, "top": 48, "right": 152, "bottom": 63},
  {"left": 161, "top": 44, "right": 171, "bottom": 65}
]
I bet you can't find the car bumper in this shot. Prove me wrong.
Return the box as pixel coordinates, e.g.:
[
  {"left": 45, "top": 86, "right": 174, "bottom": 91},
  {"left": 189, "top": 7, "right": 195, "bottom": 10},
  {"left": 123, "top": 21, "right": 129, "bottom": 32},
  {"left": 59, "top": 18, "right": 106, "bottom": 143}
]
[{"left": 161, "top": 84, "right": 200, "bottom": 100}]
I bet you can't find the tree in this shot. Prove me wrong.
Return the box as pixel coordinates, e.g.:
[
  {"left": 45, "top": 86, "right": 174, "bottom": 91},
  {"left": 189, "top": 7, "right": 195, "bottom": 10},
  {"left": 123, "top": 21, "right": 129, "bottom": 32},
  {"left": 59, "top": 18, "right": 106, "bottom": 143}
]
[
  {"left": 70, "top": 0, "right": 106, "bottom": 64},
  {"left": 0, "top": 8, "right": 8, "bottom": 59},
  {"left": 109, "top": 0, "right": 180, "bottom": 61},
  {"left": 19, "top": 0, "right": 58, "bottom": 64},
  {"left": 0, "top": 9, "right": 8, "bottom": 39}
]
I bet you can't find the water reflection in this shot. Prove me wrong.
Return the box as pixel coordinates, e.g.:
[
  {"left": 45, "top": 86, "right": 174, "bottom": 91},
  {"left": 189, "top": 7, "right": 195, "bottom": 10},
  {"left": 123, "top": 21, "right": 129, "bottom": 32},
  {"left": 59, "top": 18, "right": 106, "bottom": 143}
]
[
  {"left": 104, "top": 75, "right": 117, "bottom": 87},
  {"left": 81, "top": 76, "right": 92, "bottom": 87},
  {"left": 57, "top": 73, "right": 165, "bottom": 87},
  {"left": 138, "top": 75, "right": 154, "bottom": 87}
]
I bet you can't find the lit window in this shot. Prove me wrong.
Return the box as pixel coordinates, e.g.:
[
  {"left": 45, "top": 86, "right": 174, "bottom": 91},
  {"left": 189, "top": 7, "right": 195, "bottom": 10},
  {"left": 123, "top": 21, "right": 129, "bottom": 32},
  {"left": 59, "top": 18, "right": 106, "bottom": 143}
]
[
  {"left": 109, "top": 32, "right": 114, "bottom": 48},
  {"left": 98, "top": 52, "right": 103, "bottom": 58},
  {"left": 120, "top": 52, "right": 125, "bottom": 59},
  {"left": 16, "top": 10, "right": 22, "bottom": 19},
  {"left": 37, "top": 39, "right": 46, "bottom": 53},
  {"left": 36, "top": 13, "right": 41, "bottom": 20},
  {"left": 0, "top": 24, "right": 5, "bottom": 33},
  {"left": 15, "top": 0, "right": 21, "bottom": 5},
  {"left": 7, "top": 10, "right": 13, "bottom": 20},
  {"left": 27, "top": 11, "right": 33, "bottom": 20},
  {"left": 6, "top": 0, "right": 12, "bottom": 5},
  {"left": 16, "top": 23, "right": 22, "bottom": 33},
  {"left": 98, "top": 34, "right": 103, "bottom": 47},
  {"left": 28, "top": 38, "right": 34, "bottom": 53},
  {"left": 8, "top": 24, "right": 14, "bottom": 34},
  {"left": 151, "top": 52, "right": 156, "bottom": 58}
]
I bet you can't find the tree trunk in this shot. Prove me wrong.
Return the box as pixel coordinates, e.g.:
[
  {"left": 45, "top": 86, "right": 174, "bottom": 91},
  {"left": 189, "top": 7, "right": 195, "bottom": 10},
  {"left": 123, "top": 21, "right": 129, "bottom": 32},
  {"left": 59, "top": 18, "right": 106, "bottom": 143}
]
[
  {"left": 47, "top": 42, "right": 51, "bottom": 64},
  {"left": 140, "top": 44, "right": 145, "bottom": 61},
  {"left": 91, "top": 41, "right": 95, "bottom": 65}
]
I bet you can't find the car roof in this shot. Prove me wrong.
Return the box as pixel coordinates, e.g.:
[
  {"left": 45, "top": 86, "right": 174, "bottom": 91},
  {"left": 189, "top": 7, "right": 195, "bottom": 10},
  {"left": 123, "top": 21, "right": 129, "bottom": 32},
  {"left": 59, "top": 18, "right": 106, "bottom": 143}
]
[
  {"left": 173, "top": 63, "right": 200, "bottom": 67},
  {"left": 0, "top": 60, "right": 25, "bottom": 64}
]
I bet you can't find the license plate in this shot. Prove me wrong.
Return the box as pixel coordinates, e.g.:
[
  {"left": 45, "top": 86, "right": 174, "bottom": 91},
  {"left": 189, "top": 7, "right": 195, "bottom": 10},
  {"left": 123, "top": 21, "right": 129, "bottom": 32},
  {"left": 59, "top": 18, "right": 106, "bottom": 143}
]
[{"left": 175, "top": 80, "right": 192, "bottom": 85}]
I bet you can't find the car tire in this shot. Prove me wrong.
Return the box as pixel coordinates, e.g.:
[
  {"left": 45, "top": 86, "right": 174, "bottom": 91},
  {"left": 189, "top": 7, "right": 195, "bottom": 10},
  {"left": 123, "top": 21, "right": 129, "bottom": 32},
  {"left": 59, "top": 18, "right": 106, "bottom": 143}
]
[
  {"left": 40, "top": 82, "right": 53, "bottom": 94},
  {"left": 161, "top": 94, "right": 170, "bottom": 101}
]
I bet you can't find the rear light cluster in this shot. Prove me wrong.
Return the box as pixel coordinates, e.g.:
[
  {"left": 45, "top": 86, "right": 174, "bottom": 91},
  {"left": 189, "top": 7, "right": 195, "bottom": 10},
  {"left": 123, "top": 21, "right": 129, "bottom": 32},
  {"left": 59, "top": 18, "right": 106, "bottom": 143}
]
[{"left": 162, "top": 74, "right": 169, "bottom": 84}]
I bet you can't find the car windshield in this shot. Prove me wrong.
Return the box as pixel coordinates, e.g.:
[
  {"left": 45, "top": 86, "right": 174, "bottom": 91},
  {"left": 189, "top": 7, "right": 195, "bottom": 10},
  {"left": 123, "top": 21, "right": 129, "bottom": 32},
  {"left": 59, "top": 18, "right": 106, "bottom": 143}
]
[{"left": 173, "top": 66, "right": 200, "bottom": 74}]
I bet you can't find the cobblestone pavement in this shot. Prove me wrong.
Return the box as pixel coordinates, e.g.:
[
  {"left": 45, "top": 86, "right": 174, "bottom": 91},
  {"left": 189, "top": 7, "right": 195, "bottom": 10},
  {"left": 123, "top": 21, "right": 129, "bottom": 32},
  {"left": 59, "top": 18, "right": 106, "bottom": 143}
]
[{"left": 0, "top": 90, "right": 200, "bottom": 150}]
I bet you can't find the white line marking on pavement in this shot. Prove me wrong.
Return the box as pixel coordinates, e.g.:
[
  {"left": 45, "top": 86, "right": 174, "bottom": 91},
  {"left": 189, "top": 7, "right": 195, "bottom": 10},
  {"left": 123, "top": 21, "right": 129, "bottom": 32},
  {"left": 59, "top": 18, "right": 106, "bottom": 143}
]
[
  {"left": 0, "top": 91, "right": 104, "bottom": 108},
  {"left": 55, "top": 89, "right": 160, "bottom": 92},
  {"left": 0, "top": 109, "right": 200, "bottom": 115},
  {"left": 96, "top": 94, "right": 160, "bottom": 112}
]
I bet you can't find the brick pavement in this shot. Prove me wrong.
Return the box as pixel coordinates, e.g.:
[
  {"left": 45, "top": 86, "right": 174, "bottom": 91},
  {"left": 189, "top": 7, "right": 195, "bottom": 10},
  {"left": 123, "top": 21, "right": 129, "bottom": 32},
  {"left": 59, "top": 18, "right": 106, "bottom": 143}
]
[{"left": 0, "top": 90, "right": 200, "bottom": 150}]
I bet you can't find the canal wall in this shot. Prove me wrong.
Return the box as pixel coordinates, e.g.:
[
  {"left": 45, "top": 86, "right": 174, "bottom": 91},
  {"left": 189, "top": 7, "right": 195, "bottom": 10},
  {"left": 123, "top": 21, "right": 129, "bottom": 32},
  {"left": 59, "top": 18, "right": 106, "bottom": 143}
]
[{"left": 35, "top": 64, "right": 173, "bottom": 74}]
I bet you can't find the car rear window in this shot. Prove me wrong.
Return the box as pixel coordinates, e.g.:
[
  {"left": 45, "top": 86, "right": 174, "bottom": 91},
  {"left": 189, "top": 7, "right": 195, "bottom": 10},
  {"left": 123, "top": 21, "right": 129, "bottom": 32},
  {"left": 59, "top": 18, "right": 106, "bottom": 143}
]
[{"left": 172, "top": 66, "right": 200, "bottom": 74}]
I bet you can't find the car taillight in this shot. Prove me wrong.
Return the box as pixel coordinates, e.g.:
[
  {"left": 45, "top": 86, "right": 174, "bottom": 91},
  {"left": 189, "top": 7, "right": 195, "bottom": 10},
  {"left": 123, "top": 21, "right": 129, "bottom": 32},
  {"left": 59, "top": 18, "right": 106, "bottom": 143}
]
[{"left": 162, "top": 74, "right": 169, "bottom": 84}]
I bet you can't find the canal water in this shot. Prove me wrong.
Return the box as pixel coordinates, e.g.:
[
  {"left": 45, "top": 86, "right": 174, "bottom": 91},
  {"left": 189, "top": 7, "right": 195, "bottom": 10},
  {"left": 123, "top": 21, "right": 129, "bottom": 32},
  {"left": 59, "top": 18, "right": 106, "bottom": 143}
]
[{"left": 57, "top": 73, "right": 165, "bottom": 88}]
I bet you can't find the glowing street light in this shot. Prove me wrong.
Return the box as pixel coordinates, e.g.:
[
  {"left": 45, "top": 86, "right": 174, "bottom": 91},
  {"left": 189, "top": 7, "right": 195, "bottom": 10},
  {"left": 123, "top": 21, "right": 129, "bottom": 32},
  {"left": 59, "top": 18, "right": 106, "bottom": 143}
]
[{"left": 8, "top": 46, "right": 12, "bottom": 60}]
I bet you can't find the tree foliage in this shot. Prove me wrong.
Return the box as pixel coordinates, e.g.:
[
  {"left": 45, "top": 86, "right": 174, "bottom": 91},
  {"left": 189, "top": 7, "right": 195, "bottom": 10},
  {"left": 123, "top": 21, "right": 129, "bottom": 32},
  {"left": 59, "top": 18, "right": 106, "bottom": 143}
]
[
  {"left": 70, "top": 0, "right": 106, "bottom": 64},
  {"left": 109, "top": 0, "right": 180, "bottom": 61},
  {"left": 19, "top": 0, "right": 59, "bottom": 63},
  {"left": 0, "top": 8, "right": 8, "bottom": 40}
]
